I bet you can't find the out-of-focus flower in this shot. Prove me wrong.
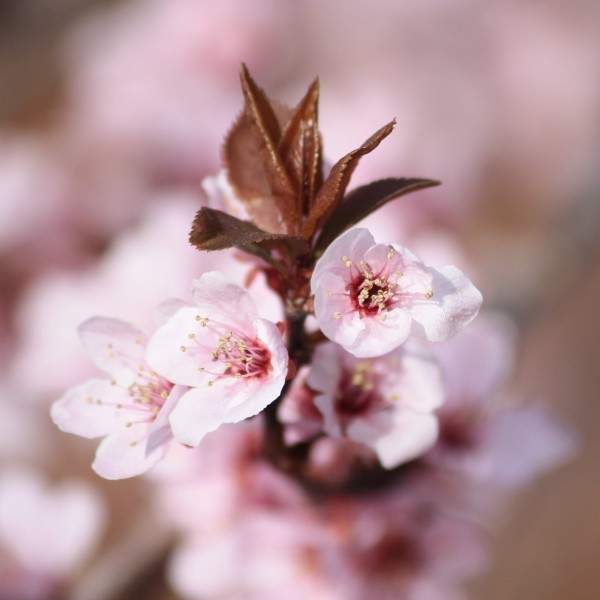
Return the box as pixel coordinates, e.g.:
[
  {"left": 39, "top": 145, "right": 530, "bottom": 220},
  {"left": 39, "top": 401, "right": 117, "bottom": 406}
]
[
  {"left": 0, "top": 469, "right": 105, "bottom": 598},
  {"left": 51, "top": 317, "right": 188, "bottom": 479},
  {"left": 147, "top": 272, "right": 288, "bottom": 446},
  {"left": 311, "top": 228, "right": 482, "bottom": 357},
  {"left": 10, "top": 194, "right": 280, "bottom": 399},
  {"left": 328, "top": 480, "right": 487, "bottom": 600},
  {"left": 430, "top": 314, "right": 576, "bottom": 490},
  {"left": 61, "top": 0, "right": 296, "bottom": 183},
  {"left": 280, "top": 340, "right": 444, "bottom": 469}
]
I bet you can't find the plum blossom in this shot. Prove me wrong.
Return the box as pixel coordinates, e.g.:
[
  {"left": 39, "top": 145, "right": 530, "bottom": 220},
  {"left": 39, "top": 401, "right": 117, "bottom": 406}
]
[
  {"left": 328, "top": 481, "right": 487, "bottom": 600},
  {"left": 280, "top": 340, "right": 445, "bottom": 469},
  {"left": 430, "top": 313, "right": 576, "bottom": 491},
  {"left": 311, "top": 228, "right": 482, "bottom": 358},
  {"left": 51, "top": 317, "right": 186, "bottom": 479},
  {"left": 146, "top": 272, "right": 288, "bottom": 447},
  {"left": 0, "top": 469, "right": 105, "bottom": 597}
]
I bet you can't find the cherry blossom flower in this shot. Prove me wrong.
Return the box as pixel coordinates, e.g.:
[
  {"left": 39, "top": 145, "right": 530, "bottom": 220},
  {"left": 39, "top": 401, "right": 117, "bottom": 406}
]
[
  {"left": 328, "top": 480, "right": 487, "bottom": 600},
  {"left": 311, "top": 228, "right": 482, "bottom": 358},
  {"left": 146, "top": 272, "right": 288, "bottom": 446},
  {"left": 0, "top": 469, "right": 105, "bottom": 597},
  {"left": 282, "top": 340, "right": 444, "bottom": 469},
  {"left": 430, "top": 313, "right": 576, "bottom": 491},
  {"left": 51, "top": 317, "right": 186, "bottom": 479}
]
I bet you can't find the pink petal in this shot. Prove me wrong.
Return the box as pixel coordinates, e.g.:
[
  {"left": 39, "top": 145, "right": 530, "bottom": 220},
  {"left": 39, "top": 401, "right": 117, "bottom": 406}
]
[
  {"left": 51, "top": 378, "right": 131, "bottom": 438},
  {"left": 348, "top": 410, "right": 439, "bottom": 469},
  {"left": 146, "top": 306, "right": 211, "bottom": 387},
  {"left": 408, "top": 265, "right": 482, "bottom": 342},
  {"left": 153, "top": 298, "right": 190, "bottom": 327},
  {"left": 390, "top": 341, "right": 445, "bottom": 412},
  {"left": 145, "top": 384, "right": 188, "bottom": 455},
  {"left": 312, "top": 227, "right": 375, "bottom": 285},
  {"left": 345, "top": 308, "right": 412, "bottom": 358},
  {"left": 92, "top": 426, "right": 168, "bottom": 479},
  {"left": 168, "top": 386, "right": 232, "bottom": 447},
  {"left": 190, "top": 271, "right": 259, "bottom": 333},
  {"left": 78, "top": 317, "right": 148, "bottom": 385}
]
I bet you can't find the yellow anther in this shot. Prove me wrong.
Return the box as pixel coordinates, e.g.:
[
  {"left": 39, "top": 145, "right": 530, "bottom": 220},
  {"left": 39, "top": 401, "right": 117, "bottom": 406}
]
[{"left": 180, "top": 346, "right": 187, "bottom": 352}]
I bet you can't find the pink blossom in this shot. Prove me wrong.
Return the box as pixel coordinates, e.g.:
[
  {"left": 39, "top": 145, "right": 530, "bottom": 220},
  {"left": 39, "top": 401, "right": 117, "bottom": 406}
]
[
  {"left": 146, "top": 272, "right": 288, "bottom": 446},
  {"left": 51, "top": 317, "right": 186, "bottom": 479},
  {"left": 284, "top": 340, "right": 444, "bottom": 469},
  {"left": 169, "top": 511, "right": 339, "bottom": 600},
  {"left": 151, "top": 424, "right": 337, "bottom": 600},
  {"left": 0, "top": 469, "right": 105, "bottom": 595},
  {"left": 311, "top": 228, "right": 482, "bottom": 358},
  {"left": 327, "top": 480, "right": 487, "bottom": 600},
  {"left": 61, "top": 0, "right": 295, "bottom": 182},
  {"left": 430, "top": 314, "right": 576, "bottom": 490},
  {"left": 10, "top": 194, "right": 280, "bottom": 399},
  {"left": 277, "top": 366, "right": 324, "bottom": 446}
]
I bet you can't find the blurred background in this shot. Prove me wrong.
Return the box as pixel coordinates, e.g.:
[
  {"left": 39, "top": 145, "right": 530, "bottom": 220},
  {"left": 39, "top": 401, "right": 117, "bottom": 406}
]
[{"left": 1, "top": 0, "right": 599, "bottom": 598}]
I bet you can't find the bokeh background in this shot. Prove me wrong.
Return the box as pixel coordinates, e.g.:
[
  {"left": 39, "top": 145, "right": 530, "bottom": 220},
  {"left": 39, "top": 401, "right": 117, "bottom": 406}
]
[{"left": 1, "top": 1, "right": 599, "bottom": 598}]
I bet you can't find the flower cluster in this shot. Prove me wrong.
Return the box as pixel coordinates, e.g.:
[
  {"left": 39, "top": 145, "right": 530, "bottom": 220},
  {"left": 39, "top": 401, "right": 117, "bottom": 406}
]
[{"left": 50, "top": 67, "right": 572, "bottom": 599}]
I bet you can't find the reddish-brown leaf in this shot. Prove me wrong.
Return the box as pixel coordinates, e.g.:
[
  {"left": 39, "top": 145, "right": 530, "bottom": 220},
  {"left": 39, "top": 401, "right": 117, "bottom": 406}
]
[
  {"left": 223, "top": 112, "right": 284, "bottom": 233},
  {"left": 301, "top": 120, "right": 396, "bottom": 239},
  {"left": 315, "top": 177, "right": 441, "bottom": 253},
  {"left": 238, "top": 64, "right": 296, "bottom": 231},
  {"left": 278, "top": 78, "right": 323, "bottom": 219},
  {"left": 190, "top": 207, "right": 291, "bottom": 251}
]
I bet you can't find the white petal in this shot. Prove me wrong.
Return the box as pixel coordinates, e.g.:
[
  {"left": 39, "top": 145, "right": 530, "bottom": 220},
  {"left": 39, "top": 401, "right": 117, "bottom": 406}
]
[
  {"left": 146, "top": 384, "right": 188, "bottom": 455},
  {"left": 348, "top": 410, "right": 439, "bottom": 469},
  {"left": 408, "top": 265, "right": 482, "bottom": 342},
  {"left": 51, "top": 378, "right": 131, "bottom": 438},
  {"left": 190, "top": 271, "right": 258, "bottom": 332},
  {"left": 153, "top": 298, "right": 190, "bottom": 327},
  {"left": 146, "top": 306, "right": 214, "bottom": 387},
  {"left": 344, "top": 309, "right": 412, "bottom": 358},
  {"left": 311, "top": 228, "right": 375, "bottom": 289},
  {"left": 78, "top": 317, "right": 147, "bottom": 385},
  {"left": 386, "top": 340, "right": 445, "bottom": 412},
  {"left": 168, "top": 387, "right": 231, "bottom": 447},
  {"left": 92, "top": 426, "right": 167, "bottom": 479}
]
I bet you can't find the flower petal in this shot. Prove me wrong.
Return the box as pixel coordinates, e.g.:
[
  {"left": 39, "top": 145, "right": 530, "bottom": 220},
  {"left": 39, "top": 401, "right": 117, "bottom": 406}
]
[
  {"left": 190, "top": 271, "right": 258, "bottom": 332},
  {"left": 168, "top": 387, "right": 232, "bottom": 447},
  {"left": 311, "top": 227, "right": 375, "bottom": 286},
  {"left": 146, "top": 384, "right": 188, "bottom": 456},
  {"left": 51, "top": 378, "right": 131, "bottom": 439},
  {"left": 146, "top": 306, "right": 212, "bottom": 387},
  {"left": 92, "top": 425, "right": 168, "bottom": 479},
  {"left": 408, "top": 265, "right": 482, "bottom": 342},
  {"left": 78, "top": 317, "right": 148, "bottom": 385},
  {"left": 153, "top": 298, "right": 190, "bottom": 328},
  {"left": 347, "top": 410, "right": 439, "bottom": 469}
]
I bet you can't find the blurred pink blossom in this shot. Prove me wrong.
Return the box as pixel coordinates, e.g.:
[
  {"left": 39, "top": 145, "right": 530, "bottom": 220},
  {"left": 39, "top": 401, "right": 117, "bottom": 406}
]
[{"left": 0, "top": 469, "right": 105, "bottom": 598}]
